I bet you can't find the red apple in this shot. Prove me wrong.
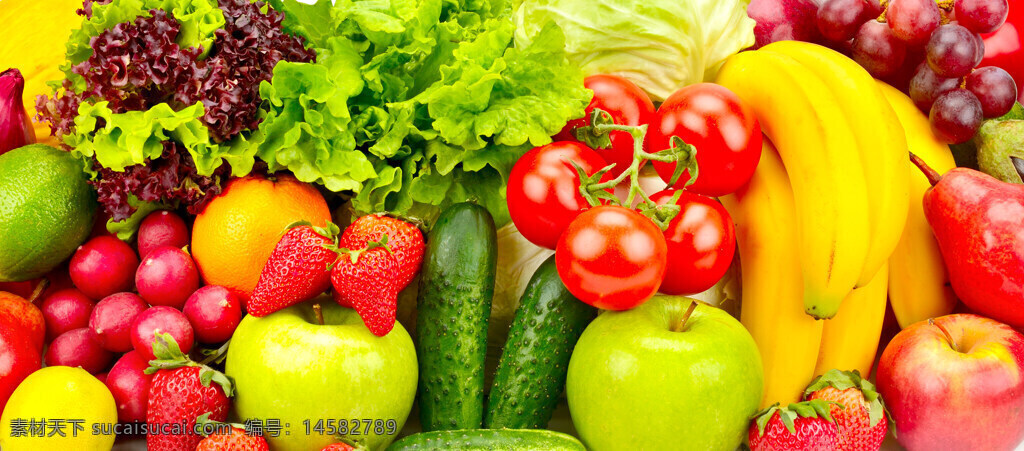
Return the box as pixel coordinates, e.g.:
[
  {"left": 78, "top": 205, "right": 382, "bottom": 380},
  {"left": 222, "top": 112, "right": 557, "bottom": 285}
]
[
  {"left": 0, "top": 317, "right": 41, "bottom": 417},
  {"left": 877, "top": 314, "right": 1024, "bottom": 450},
  {"left": 0, "top": 291, "right": 45, "bottom": 351}
]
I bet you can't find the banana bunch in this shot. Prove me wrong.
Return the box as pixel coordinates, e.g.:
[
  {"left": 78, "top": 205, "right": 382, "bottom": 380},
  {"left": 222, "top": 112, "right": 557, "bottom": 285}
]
[
  {"left": 718, "top": 41, "right": 911, "bottom": 407},
  {"left": 879, "top": 83, "right": 959, "bottom": 328}
]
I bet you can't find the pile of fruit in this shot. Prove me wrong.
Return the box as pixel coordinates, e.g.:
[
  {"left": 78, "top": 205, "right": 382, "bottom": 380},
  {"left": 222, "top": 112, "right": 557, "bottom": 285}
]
[{"left": 0, "top": 0, "right": 1023, "bottom": 450}]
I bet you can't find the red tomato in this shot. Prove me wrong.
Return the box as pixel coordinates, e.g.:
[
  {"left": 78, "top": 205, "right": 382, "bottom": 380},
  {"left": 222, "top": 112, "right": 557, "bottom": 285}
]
[
  {"left": 982, "top": 6, "right": 1024, "bottom": 103},
  {"left": 649, "top": 83, "right": 762, "bottom": 197},
  {"left": 506, "top": 142, "right": 611, "bottom": 249},
  {"left": 555, "top": 205, "right": 667, "bottom": 310},
  {"left": 649, "top": 190, "right": 736, "bottom": 295},
  {"left": 556, "top": 75, "right": 656, "bottom": 177}
]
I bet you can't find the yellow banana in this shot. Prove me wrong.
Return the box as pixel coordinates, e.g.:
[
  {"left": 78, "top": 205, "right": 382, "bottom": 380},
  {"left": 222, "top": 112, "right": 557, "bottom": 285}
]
[
  {"left": 879, "top": 82, "right": 959, "bottom": 328},
  {"left": 722, "top": 139, "right": 823, "bottom": 408},
  {"left": 814, "top": 263, "right": 889, "bottom": 378},
  {"left": 764, "top": 41, "right": 909, "bottom": 288},
  {"left": 717, "top": 50, "right": 871, "bottom": 319}
]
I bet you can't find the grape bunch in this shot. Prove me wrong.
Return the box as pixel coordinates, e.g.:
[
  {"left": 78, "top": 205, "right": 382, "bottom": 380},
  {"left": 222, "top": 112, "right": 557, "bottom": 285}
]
[{"left": 750, "top": 0, "right": 1018, "bottom": 144}]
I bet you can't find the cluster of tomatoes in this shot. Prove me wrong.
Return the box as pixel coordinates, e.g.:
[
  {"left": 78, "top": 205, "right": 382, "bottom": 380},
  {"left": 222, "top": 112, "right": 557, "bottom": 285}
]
[{"left": 506, "top": 75, "right": 763, "bottom": 311}]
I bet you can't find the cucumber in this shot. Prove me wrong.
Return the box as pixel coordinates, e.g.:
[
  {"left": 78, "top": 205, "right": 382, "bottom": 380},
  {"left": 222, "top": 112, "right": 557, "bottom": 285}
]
[
  {"left": 485, "top": 255, "right": 596, "bottom": 429},
  {"left": 416, "top": 203, "right": 497, "bottom": 431},
  {"left": 387, "top": 429, "right": 585, "bottom": 451}
]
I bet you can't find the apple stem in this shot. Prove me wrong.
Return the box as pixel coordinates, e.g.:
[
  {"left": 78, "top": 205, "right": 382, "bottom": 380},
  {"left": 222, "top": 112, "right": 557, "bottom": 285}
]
[
  {"left": 909, "top": 152, "right": 942, "bottom": 186},
  {"left": 27, "top": 278, "right": 49, "bottom": 304},
  {"left": 930, "top": 318, "right": 960, "bottom": 353},
  {"left": 672, "top": 301, "right": 699, "bottom": 333},
  {"left": 313, "top": 303, "right": 325, "bottom": 326}
]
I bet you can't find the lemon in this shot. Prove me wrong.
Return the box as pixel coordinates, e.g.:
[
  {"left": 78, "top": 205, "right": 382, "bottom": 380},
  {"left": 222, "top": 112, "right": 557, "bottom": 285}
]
[{"left": 0, "top": 367, "right": 117, "bottom": 450}]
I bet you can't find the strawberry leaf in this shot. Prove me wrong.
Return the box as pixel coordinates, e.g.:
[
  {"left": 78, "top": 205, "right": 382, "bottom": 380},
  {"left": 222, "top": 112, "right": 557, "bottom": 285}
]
[
  {"left": 752, "top": 403, "right": 781, "bottom": 437},
  {"left": 199, "top": 366, "right": 236, "bottom": 398},
  {"left": 778, "top": 409, "right": 797, "bottom": 435},
  {"left": 804, "top": 369, "right": 888, "bottom": 427},
  {"left": 144, "top": 332, "right": 196, "bottom": 374}
]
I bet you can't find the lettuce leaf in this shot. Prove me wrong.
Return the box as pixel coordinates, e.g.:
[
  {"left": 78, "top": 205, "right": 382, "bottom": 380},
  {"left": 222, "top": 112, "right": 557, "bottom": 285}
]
[
  {"left": 258, "top": 0, "right": 589, "bottom": 225},
  {"left": 513, "top": 0, "right": 755, "bottom": 101},
  {"left": 61, "top": 0, "right": 225, "bottom": 92}
]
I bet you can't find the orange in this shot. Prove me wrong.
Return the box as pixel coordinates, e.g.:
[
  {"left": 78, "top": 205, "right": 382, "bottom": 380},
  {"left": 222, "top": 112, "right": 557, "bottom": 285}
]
[
  {"left": 0, "top": 291, "right": 45, "bottom": 352},
  {"left": 191, "top": 175, "right": 332, "bottom": 302}
]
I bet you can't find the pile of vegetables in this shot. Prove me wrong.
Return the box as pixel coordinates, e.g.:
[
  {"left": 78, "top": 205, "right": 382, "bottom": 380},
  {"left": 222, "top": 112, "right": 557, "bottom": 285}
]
[
  {"left": 37, "top": 0, "right": 314, "bottom": 223},
  {"left": 36, "top": 0, "right": 593, "bottom": 228}
]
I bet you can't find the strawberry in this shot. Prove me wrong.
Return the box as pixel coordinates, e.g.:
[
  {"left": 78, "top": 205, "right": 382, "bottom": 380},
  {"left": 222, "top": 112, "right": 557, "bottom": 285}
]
[
  {"left": 748, "top": 400, "right": 841, "bottom": 451},
  {"left": 804, "top": 369, "right": 889, "bottom": 451},
  {"left": 339, "top": 214, "right": 424, "bottom": 292},
  {"left": 321, "top": 444, "right": 355, "bottom": 451},
  {"left": 146, "top": 333, "right": 233, "bottom": 451},
  {"left": 195, "top": 413, "right": 269, "bottom": 451},
  {"left": 249, "top": 222, "right": 340, "bottom": 317},
  {"left": 331, "top": 237, "right": 399, "bottom": 336}
]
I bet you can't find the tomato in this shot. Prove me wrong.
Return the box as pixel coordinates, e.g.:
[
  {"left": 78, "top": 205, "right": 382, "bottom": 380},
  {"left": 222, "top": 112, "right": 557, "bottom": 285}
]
[
  {"left": 982, "top": 6, "right": 1024, "bottom": 103},
  {"left": 649, "top": 83, "right": 762, "bottom": 197},
  {"left": 506, "top": 142, "right": 612, "bottom": 249},
  {"left": 555, "top": 205, "right": 667, "bottom": 310},
  {"left": 556, "top": 75, "right": 656, "bottom": 177},
  {"left": 649, "top": 190, "right": 736, "bottom": 295}
]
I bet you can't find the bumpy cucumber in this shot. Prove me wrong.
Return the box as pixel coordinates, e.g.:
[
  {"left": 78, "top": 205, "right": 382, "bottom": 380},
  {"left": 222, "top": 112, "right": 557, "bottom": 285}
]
[
  {"left": 416, "top": 203, "right": 497, "bottom": 431},
  {"left": 485, "top": 255, "right": 596, "bottom": 429},
  {"left": 387, "top": 429, "right": 586, "bottom": 451}
]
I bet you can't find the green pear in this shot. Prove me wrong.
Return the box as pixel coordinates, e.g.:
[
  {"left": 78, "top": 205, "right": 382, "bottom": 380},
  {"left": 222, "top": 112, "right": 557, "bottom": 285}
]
[{"left": 977, "top": 119, "right": 1024, "bottom": 184}]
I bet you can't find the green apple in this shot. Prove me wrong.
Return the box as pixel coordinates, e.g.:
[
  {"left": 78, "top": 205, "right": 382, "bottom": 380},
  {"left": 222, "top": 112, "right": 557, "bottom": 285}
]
[
  {"left": 567, "top": 296, "right": 763, "bottom": 450},
  {"left": 226, "top": 301, "right": 417, "bottom": 451}
]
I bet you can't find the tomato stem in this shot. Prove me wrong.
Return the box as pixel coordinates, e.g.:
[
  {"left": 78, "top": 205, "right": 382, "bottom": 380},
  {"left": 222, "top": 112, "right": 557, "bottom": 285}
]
[{"left": 570, "top": 108, "right": 700, "bottom": 230}]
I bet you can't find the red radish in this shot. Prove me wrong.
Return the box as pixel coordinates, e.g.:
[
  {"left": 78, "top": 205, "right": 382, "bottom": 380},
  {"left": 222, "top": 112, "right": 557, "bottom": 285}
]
[
  {"left": 40, "top": 288, "right": 95, "bottom": 341},
  {"left": 106, "top": 350, "right": 155, "bottom": 423},
  {"left": 183, "top": 285, "right": 242, "bottom": 344},
  {"left": 137, "top": 210, "right": 190, "bottom": 259},
  {"left": 90, "top": 292, "right": 148, "bottom": 352},
  {"left": 44, "top": 327, "right": 113, "bottom": 374},
  {"left": 135, "top": 246, "right": 200, "bottom": 309},
  {"left": 70, "top": 235, "right": 139, "bottom": 300},
  {"left": 130, "top": 306, "right": 194, "bottom": 360},
  {"left": 95, "top": 372, "right": 108, "bottom": 384}
]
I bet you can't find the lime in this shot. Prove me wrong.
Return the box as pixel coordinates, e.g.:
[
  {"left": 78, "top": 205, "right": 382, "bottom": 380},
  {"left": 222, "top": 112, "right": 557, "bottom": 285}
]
[
  {"left": 0, "top": 366, "right": 117, "bottom": 450},
  {"left": 0, "top": 144, "right": 97, "bottom": 282}
]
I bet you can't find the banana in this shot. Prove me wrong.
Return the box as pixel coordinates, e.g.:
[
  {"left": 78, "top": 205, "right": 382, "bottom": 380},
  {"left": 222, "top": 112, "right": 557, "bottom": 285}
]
[
  {"left": 879, "top": 82, "right": 959, "bottom": 328},
  {"left": 813, "top": 263, "right": 889, "bottom": 378},
  {"left": 722, "top": 139, "right": 823, "bottom": 408},
  {"left": 764, "top": 41, "right": 910, "bottom": 288},
  {"left": 717, "top": 50, "right": 871, "bottom": 319}
]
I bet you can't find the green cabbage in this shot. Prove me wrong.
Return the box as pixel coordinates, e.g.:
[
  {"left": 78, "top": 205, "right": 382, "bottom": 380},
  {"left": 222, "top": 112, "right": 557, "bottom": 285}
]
[{"left": 513, "top": 0, "right": 756, "bottom": 101}]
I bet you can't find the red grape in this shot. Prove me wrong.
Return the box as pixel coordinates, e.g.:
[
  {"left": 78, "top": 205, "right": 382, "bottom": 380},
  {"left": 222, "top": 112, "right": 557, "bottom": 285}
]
[
  {"left": 135, "top": 246, "right": 200, "bottom": 309},
  {"left": 886, "top": 0, "right": 942, "bottom": 46},
  {"left": 926, "top": 24, "right": 984, "bottom": 78},
  {"left": 909, "top": 63, "right": 962, "bottom": 112},
  {"left": 966, "top": 66, "right": 1019, "bottom": 117},
  {"left": 69, "top": 235, "right": 139, "bottom": 300},
  {"left": 40, "top": 288, "right": 95, "bottom": 341},
  {"left": 956, "top": 0, "right": 1009, "bottom": 34},
  {"left": 44, "top": 328, "right": 113, "bottom": 374},
  {"left": 971, "top": 31, "right": 986, "bottom": 67},
  {"left": 130, "top": 306, "right": 195, "bottom": 361},
  {"left": 137, "top": 210, "right": 189, "bottom": 259},
  {"left": 748, "top": 0, "right": 823, "bottom": 49},
  {"left": 182, "top": 285, "right": 242, "bottom": 344},
  {"left": 864, "top": 0, "right": 884, "bottom": 16},
  {"left": 105, "top": 351, "right": 154, "bottom": 423},
  {"left": 817, "top": 0, "right": 871, "bottom": 42},
  {"left": 90, "top": 292, "right": 148, "bottom": 352},
  {"left": 930, "top": 89, "right": 984, "bottom": 144},
  {"left": 853, "top": 20, "right": 908, "bottom": 77}
]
